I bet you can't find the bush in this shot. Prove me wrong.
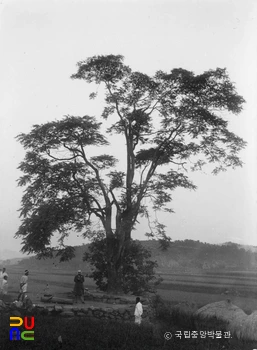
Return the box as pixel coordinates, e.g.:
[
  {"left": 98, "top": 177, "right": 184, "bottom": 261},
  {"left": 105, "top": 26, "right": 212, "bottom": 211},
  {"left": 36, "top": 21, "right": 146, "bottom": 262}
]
[{"left": 84, "top": 238, "right": 160, "bottom": 294}]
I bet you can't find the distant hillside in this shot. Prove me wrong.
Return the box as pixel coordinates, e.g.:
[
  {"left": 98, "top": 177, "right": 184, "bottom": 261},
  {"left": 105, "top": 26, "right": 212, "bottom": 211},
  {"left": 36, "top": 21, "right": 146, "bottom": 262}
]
[
  {"left": 0, "top": 250, "right": 28, "bottom": 267},
  {"left": 0, "top": 249, "right": 24, "bottom": 260},
  {"left": 0, "top": 257, "right": 29, "bottom": 266},
  {"left": 15, "top": 239, "right": 257, "bottom": 273},
  {"left": 143, "top": 240, "right": 257, "bottom": 272}
]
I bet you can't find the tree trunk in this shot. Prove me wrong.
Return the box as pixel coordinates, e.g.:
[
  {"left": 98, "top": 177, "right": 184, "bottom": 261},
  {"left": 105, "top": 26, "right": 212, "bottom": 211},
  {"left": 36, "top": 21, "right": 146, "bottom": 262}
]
[
  {"left": 106, "top": 235, "right": 122, "bottom": 294},
  {"left": 105, "top": 208, "right": 135, "bottom": 293},
  {"left": 106, "top": 228, "right": 131, "bottom": 294},
  {"left": 106, "top": 261, "right": 123, "bottom": 294}
]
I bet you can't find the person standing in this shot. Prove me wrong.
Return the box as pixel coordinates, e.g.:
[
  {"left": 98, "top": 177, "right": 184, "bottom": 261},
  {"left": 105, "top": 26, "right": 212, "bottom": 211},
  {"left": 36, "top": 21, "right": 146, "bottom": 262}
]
[
  {"left": 17, "top": 270, "right": 29, "bottom": 302},
  {"left": 0, "top": 268, "right": 8, "bottom": 291},
  {"left": 73, "top": 270, "right": 85, "bottom": 304},
  {"left": 134, "top": 297, "right": 143, "bottom": 325},
  {"left": 2, "top": 275, "right": 8, "bottom": 295},
  {"left": 0, "top": 267, "right": 8, "bottom": 279}
]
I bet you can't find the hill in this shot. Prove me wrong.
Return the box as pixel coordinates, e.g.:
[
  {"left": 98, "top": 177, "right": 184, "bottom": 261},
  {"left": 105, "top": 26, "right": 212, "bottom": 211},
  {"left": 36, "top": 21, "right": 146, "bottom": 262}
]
[{"left": 15, "top": 239, "right": 257, "bottom": 273}]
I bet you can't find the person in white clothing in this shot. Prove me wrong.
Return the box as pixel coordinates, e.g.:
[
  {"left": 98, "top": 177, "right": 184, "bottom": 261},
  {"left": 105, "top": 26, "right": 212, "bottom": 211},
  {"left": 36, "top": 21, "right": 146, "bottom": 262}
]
[
  {"left": 17, "top": 269, "right": 29, "bottom": 302},
  {"left": 134, "top": 297, "right": 143, "bottom": 325},
  {"left": 0, "top": 267, "right": 8, "bottom": 278},
  {"left": 1, "top": 275, "right": 8, "bottom": 295},
  {"left": 0, "top": 268, "right": 8, "bottom": 291}
]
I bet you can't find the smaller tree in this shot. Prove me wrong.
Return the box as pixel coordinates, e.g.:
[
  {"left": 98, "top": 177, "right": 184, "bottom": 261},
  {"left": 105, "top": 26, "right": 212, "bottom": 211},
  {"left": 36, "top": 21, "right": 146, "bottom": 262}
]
[{"left": 84, "top": 234, "right": 160, "bottom": 294}]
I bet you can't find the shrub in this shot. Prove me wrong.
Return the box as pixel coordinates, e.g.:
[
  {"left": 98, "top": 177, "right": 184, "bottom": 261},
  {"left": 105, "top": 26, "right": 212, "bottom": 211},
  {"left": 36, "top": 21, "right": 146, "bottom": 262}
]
[{"left": 84, "top": 238, "right": 160, "bottom": 294}]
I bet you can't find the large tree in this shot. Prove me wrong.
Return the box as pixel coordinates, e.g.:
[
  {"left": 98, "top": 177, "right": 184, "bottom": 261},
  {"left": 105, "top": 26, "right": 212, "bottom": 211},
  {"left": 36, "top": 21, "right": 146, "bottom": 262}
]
[{"left": 16, "top": 55, "right": 246, "bottom": 292}]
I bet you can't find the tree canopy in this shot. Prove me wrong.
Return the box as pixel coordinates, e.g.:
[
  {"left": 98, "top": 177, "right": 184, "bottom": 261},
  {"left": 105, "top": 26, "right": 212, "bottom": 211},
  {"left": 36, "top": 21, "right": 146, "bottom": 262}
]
[{"left": 16, "top": 54, "right": 246, "bottom": 292}]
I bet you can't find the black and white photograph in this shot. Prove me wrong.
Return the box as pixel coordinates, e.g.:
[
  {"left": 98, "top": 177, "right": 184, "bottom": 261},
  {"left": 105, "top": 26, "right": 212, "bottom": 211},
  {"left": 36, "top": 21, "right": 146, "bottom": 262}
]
[{"left": 0, "top": 0, "right": 256, "bottom": 349}]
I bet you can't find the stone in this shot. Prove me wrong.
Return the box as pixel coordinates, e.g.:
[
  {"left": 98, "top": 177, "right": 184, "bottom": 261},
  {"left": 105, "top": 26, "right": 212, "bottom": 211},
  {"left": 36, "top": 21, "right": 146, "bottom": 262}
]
[
  {"left": 47, "top": 307, "right": 55, "bottom": 313},
  {"left": 88, "top": 306, "right": 97, "bottom": 311},
  {"left": 11, "top": 301, "right": 23, "bottom": 309},
  {"left": 118, "top": 308, "right": 127, "bottom": 314},
  {"left": 54, "top": 305, "right": 63, "bottom": 313},
  {"left": 103, "top": 307, "right": 113, "bottom": 312}
]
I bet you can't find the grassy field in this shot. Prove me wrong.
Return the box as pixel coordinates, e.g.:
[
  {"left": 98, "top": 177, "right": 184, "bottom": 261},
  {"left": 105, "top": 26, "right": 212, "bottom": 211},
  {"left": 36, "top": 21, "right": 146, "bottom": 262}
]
[
  {"left": 3, "top": 265, "right": 257, "bottom": 315},
  {"left": 5, "top": 265, "right": 95, "bottom": 302},
  {"left": 157, "top": 270, "right": 257, "bottom": 314},
  {"left": 2, "top": 265, "right": 257, "bottom": 349},
  {"left": 2, "top": 308, "right": 257, "bottom": 350}
]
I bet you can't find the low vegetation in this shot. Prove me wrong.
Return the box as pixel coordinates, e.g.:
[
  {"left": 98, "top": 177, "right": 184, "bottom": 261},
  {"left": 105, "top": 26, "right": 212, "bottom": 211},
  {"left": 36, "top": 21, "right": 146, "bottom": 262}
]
[
  {"left": 83, "top": 238, "right": 161, "bottom": 294},
  {"left": 1, "top": 295, "right": 257, "bottom": 349}
]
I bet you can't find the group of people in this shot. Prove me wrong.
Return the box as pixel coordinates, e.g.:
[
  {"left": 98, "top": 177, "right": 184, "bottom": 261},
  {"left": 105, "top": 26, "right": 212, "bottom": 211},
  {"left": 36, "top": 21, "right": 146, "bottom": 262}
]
[
  {"left": 73, "top": 269, "right": 143, "bottom": 324},
  {"left": 1, "top": 267, "right": 143, "bottom": 324},
  {"left": 0, "top": 267, "right": 29, "bottom": 302}
]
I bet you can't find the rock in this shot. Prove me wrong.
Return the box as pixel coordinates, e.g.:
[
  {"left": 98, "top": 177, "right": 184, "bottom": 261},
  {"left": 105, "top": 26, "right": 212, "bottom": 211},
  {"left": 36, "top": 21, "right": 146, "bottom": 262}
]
[
  {"left": 11, "top": 301, "right": 23, "bottom": 309},
  {"left": 88, "top": 306, "right": 96, "bottom": 311},
  {"left": 103, "top": 307, "right": 113, "bottom": 312},
  {"left": 54, "top": 305, "right": 63, "bottom": 313},
  {"left": 46, "top": 307, "right": 55, "bottom": 313},
  {"left": 118, "top": 308, "right": 127, "bottom": 314}
]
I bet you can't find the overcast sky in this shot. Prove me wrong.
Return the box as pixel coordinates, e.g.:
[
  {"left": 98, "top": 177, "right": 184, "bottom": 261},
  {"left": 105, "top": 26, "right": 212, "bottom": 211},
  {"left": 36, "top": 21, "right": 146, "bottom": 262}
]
[{"left": 0, "top": 0, "right": 256, "bottom": 254}]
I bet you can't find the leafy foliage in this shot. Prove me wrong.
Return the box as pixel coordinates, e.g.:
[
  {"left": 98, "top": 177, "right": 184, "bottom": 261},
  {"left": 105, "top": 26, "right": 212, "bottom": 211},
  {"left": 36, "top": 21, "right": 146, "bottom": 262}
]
[
  {"left": 84, "top": 238, "right": 160, "bottom": 294},
  {"left": 16, "top": 54, "right": 246, "bottom": 291}
]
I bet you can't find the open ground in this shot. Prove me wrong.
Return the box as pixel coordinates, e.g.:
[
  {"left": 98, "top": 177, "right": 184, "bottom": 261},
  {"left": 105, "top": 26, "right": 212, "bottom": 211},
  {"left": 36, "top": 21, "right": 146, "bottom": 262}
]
[{"left": 5, "top": 265, "right": 257, "bottom": 314}]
